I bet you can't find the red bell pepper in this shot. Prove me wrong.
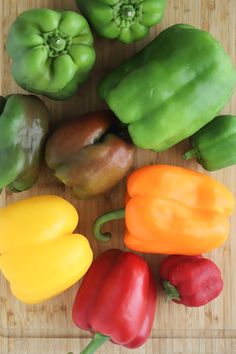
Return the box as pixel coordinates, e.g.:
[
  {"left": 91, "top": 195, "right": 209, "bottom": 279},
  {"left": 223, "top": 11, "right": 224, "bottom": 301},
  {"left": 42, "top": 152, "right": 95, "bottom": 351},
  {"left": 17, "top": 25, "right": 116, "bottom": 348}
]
[
  {"left": 159, "top": 255, "right": 223, "bottom": 307},
  {"left": 71, "top": 249, "right": 157, "bottom": 353}
]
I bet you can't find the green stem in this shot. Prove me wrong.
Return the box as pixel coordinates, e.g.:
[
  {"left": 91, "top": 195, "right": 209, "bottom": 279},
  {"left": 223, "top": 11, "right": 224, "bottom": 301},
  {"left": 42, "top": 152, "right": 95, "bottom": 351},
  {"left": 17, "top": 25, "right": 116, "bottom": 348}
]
[
  {"left": 50, "top": 37, "right": 66, "bottom": 51},
  {"left": 80, "top": 333, "right": 109, "bottom": 354},
  {"left": 163, "top": 280, "right": 180, "bottom": 302},
  {"left": 93, "top": 209, "right": 125, "bottom": 242},
  {"left": 183, "top": 148, "right": 198, "bottom": 160},
  {"left": 122, "top": 5, "right": 135, "bottom": 19},
  {"left": 43, "top": 30, "right": 71, "bottom": 57}
]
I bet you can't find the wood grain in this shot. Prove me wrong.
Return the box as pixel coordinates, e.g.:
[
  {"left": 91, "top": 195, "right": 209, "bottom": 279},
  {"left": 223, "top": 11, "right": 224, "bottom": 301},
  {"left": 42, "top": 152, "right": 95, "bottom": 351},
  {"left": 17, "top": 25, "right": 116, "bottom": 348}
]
[{"left": 0, "top": 0, "right": 236, "bottom": 353}]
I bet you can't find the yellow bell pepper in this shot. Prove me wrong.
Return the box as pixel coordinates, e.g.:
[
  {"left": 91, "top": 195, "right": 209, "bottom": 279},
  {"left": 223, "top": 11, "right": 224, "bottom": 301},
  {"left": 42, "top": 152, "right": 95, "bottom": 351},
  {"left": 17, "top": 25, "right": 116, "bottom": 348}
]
[{"left": 0, "top": 195, "right": 93, "bottom": 304}]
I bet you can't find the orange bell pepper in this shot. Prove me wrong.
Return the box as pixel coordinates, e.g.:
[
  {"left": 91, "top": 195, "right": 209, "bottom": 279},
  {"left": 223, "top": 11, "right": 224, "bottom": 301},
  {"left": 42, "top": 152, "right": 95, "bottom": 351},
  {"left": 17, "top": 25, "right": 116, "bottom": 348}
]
[{"left": 93, "top": 165, "right": 235, "bottom": 255}]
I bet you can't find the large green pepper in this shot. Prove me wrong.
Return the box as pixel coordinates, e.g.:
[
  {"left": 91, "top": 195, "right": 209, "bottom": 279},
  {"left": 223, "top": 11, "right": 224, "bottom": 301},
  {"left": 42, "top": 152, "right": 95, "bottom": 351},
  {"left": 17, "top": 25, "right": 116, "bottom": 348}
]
[
  {"left": 0, "top": 94, "right": 49, "bottom": 192},
  {"left": 99, "top": 24, "right": 236, "bottom": 152},
  {"left": 6, "top": 9, "right": 96, "bottom": 100},
  {"left": 76, "top": 0, "right": 167, "bottom": 44},
  {"left": 183, "top": 115, "right": 236, "bottom": 171}
]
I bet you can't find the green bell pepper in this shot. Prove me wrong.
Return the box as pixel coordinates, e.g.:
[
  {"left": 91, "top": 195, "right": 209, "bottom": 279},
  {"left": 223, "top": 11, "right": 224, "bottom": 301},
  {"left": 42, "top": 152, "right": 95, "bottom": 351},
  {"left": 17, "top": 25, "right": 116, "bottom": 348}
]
[
  {"left": 76, "top": 0, "right": 167, "bottom": 44},
  {"left": 183, "top": 115, "right": 236, "bottom": 171},
  {"left": 0, "top": 94, "right": 49, "bottom": 192},
  {"left": 6, "top": 9, "right": 96, "bottom": 100},
  {"left": 99, "top": 24, "right": 236, "bottom": 152}
]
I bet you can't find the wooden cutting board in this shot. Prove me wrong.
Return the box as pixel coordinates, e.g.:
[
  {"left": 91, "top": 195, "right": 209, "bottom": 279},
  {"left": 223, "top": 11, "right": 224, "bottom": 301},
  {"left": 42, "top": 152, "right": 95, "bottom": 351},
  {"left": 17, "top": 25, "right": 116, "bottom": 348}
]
[{"left": 1, "top": 0, "right": 236, "bottom": 353}]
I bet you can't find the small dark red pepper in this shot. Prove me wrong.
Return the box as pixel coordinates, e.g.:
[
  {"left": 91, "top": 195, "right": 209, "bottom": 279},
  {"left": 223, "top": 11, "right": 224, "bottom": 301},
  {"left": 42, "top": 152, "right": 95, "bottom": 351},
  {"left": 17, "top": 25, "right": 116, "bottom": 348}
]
[
  {"left": 159, "top": 255, "right": 223, "bottom": 307},
  {"left": 71, "top": 249, "right": 157, "bottom": 353}
]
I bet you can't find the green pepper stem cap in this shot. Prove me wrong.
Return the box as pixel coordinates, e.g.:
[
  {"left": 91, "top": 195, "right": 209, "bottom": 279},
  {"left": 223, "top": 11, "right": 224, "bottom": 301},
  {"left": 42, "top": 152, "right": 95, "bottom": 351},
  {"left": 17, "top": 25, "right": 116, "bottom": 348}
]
[
  {"left": 183, "top": 148, "right": 198, "bottom": 160},
  {"left": 43, "top": 30, "right": 71, "bottom": 58},
  {"left": 50, "top": 37, "right": 66, "bottom": 51},
  {"left": 93, "top": 208, "right": 125, "bottom": 242},
  {"left": 122, "top": 5, "right": 136, "bottom": 19},
  {"left": 163, "top": 280, "right": 180, "bottom": 302},
  {"left": 113, "top": 1, "right": 143, "bottom": 27}
]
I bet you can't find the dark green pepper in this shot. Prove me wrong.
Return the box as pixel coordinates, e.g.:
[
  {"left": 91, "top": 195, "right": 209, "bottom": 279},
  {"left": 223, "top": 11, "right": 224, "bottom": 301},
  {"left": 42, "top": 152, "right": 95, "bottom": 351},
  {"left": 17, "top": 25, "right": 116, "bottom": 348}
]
[
  {"left": 45, "top": 111, "right": 135, "bottom": 199},
  {"left": 76, "top": 0, "right": 167, "bottom": 44},
  {"left": 0, "top": 94, "right": 49, "bottom": 192},
  {"left": 99, "top": 24, "right": 236, "bottom": 152},
  {"left": 6, "top": 9, "right": 96, "bottom": 100},
  {"left": 183, "top": 115, "right": 236, "bottom": 171}
]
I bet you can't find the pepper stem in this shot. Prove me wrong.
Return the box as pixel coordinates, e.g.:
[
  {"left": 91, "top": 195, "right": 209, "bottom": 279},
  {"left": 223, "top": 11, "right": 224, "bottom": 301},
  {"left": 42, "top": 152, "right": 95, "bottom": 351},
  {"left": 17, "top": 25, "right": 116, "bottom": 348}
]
[
  {"left": 50, "top": 37, "right": 66, "bottom": 51},
  {"left": 122, "top": 5, "right": 136, "bottom": 19},
  {"left": 43, "top": 30, "right": 71, "bottom": 58},
  {"left": 80, "top": 333, "right": 110, "bottom": 354},
  {"left": 183, "top": 148, "right": 198, "bottom": 160},
  {"left": 93, "top": 209, "right": 125, "bottom": 242},
  {"left": 163, "top": 280, "right": 180, "bottom": 302}
]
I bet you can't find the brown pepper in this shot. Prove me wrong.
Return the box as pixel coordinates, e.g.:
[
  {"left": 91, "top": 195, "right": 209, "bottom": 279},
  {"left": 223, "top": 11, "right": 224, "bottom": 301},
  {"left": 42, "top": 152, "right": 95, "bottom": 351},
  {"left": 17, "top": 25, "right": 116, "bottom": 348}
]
[{"left": 45, "top": 111, "right": 135, "bottom": 199}]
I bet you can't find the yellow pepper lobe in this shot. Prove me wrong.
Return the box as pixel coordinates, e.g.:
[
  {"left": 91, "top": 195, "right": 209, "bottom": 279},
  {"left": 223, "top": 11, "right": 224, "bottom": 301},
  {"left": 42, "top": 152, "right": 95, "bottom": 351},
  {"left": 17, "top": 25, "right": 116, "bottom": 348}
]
[
  {"left": 0, "top": 195, "right": 93, "bottom": 304},
  {"left": 0, "top": 195, "right": 79, "bottom": 253}
]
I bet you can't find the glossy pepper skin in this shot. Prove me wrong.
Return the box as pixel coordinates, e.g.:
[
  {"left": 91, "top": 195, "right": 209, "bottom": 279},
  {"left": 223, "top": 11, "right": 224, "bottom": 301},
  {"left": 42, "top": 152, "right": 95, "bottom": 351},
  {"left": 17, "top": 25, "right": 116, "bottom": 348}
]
[
  {"left": 99, "top": 24, "right": 236, "bottom": 151},
  {"left": 93, "top": 165, "right": 235, "bottom": 255},
  {"left": 0, "top": 196, "right": 93, "bottom": 304},
  {"left": 45, "top": 111, "right": 135, "bottom": 199},
  {"left": 159, "top": 255, "right": 223, "bottom": 307},
  {"left": 72, "top": 249, "right": 157, "bottom": 353},
  {"left": 184, "top": 115, "right": 236, "bottom": 171},
  {"left": 0, "top": 94, "right": 49, "bottom": 192},
  {"left": 7, "top": 9, "right": 96, "bottom": 100},
  {"left": 76, "top": 0, "right": 167, "bottom": 44}
]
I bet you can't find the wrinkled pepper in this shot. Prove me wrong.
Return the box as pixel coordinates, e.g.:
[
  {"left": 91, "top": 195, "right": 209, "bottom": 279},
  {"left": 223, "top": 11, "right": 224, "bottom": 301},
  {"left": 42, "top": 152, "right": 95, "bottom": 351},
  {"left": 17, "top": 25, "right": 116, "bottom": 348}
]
[
  {"left": 0, "top": 94, "right": 49, "bottom": 192},
  {"left": 0, "top": 196, "right": 93, "bottom": 304},
  {"left": 184, "top": 115, "right": 236, "bottom": 171},
  {"left": 76, "top": 0, "right": 167, "bottom": 44},
  {"left": 159, "top": 255, "right": 223, "bottom": 307},
  {"left": 71, "top": 249, "right": 157, "bottom": 353},
  {"left": 93, "top": 165, "right": 235, "bottom": 255},
  {"left": 45, "top": 111, "right": 135, "bottom": 199},
  {"left": 99, "top": 24, "right": 236, "bottom": 151},
  {"left": 7, "top": 9, "right": 96, "bottom": 100}
]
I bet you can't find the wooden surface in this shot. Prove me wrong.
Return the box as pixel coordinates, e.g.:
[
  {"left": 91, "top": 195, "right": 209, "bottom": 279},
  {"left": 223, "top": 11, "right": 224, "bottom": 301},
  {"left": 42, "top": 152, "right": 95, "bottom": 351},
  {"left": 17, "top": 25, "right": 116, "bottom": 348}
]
[{"left": 0, "top": 0, "right": 236, "bottom": 353}]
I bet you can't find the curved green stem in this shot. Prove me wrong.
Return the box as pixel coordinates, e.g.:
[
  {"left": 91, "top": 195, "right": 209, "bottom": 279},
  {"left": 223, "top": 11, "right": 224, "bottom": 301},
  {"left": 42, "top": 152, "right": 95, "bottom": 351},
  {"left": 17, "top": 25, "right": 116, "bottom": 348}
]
[
  {"left": 80, "top": 333, "right": 109, "bottom": 354},
  {"left": 183, "top": 148, "right": 198, "bottom": 160},
  {"left": 93, "top": 208, "right": 125, "bottom": 242}
]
